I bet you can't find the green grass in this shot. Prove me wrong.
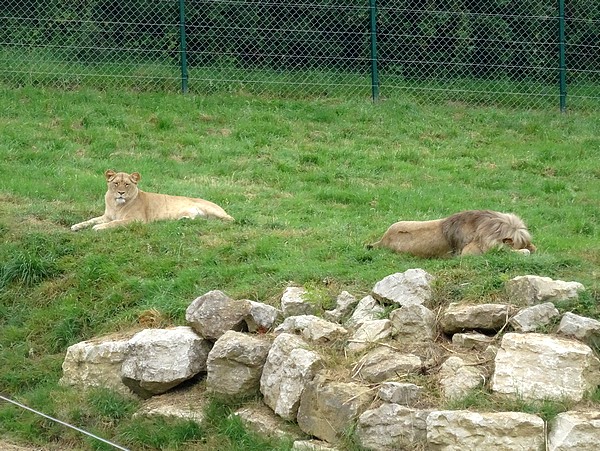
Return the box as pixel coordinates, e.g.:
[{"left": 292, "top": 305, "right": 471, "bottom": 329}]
[
  {"left": 445, "top": 388, "right": 572, "bottom": 422},
  {"left": 0, "top": 83, "right": 599, "bottom": 449}
]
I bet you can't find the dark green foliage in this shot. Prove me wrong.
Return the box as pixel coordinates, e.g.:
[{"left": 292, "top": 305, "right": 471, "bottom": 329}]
[
  {"left": 187, "top": 0, "right": 369, "bottom": 71},
  {"left": 2, "top": 0, "right": 598, "bottom": 83}
]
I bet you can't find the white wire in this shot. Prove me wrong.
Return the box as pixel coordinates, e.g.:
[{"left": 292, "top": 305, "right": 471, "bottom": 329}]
[{"left": 0, "top": 395, "right": 130, "bottom": 451}]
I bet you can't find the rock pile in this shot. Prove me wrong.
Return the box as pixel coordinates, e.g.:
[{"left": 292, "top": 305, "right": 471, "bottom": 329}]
[{"left": 61, "top": 271, "right": 600, "bottom": 450}]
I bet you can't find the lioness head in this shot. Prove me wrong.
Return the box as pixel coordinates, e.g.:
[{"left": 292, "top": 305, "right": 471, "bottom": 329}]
[{"left": 105, "top": 170, "right": 140, "bottom": 205}]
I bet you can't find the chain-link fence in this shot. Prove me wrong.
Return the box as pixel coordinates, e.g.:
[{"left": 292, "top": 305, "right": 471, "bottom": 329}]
[{"left": 1, "top": 0, "right": 598, "bottom": 110}]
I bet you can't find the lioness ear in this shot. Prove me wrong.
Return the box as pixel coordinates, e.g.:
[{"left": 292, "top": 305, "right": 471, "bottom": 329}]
[
  {"left": 130, "top": 172, "right": 141, "bottom": 183},
  {"left": 502, "top": 238, "right": 514, "bottom": 246},
  {"left": 105, "top": 170, "right": 116, "bottom": 181}
]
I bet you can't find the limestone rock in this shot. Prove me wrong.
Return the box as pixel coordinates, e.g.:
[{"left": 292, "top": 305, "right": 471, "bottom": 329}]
[
  {"left": 281, "top": 286, "right": 314, "bottom": 317},
  {"left": 274, "top": 315, "right": 314, "bottom": 334},
  {"left": 232, "top": 403, "right": 304, "bottom": 441},
  {"left": 491, "top": 333, "right": 600, "bottom": 402},
  {"left": 509, "top": 302, "right": 560, "bottom": 332},
  {"left": 297, "top": 374, "right": 374, "bottom": 443},
  {"left": 121, "top": 327, "right": 211, "bottom": 398},
  {"left": 206, "top": 330, "right": 272, "bottom": 399},
  {"left": 60, "top": 333, "right": 134, "bottom": 396},
  {"left": 185, "top": 290, "right": 251, "bottom": 340},
  {"left": 245, "top": 300, "right": 281, "bottom": 333},
  {"left": 274, "top": 315, "right": 348, "bottom": 343},
  {"left": 356, "top": 404, "right": 430, "bottom": 451},
  {"left": 439, "top": 356, "right": 485, "bottom": 401},
  {"left": 557, "top": 312, "right": 600, "bottom": 347},
  {"left": 260, "top": 333, "right": 323, "bottom": 421},
  {"left": 390, "top": 304, "right": 437, "bottom": 344},
  {"left": 451, "top": 332, "right": 494, "bottom": 350},
  {"left": 548, "top": 411, "right": 600, "bottom": 451},
  {"left": 482, "top": 344, "right": 499, "bottom": 361},
  {"left": 506, "top": 275, "right": 585, "bottom": 305},
  {"left": 440, "top": 303, "right": 514, "bottom": 334},
  {"left": 292, "top": 440, "right": 340, "bottom": 450},
  {"left": 371, "top": 269, "right": 434, "bottom": 307},
  {"left": 427, "top": 410, "right": 545, "bottom": 450},
  {"left": 347, "top": 295, "right": 385, "bottom": 327},
  {"left": 347, "top": 319, "right": 392, "bottom": 352},
  {"left": 323, "top": 291, "right": 358, "bottom": 323},
  {"left": 354, "top": 346, "right": 422, "bottom": 383},
  {"left": 377, "top": 382, "right": 422, "bottom": 405},
  {"left": 133, "top": 383, "right": 207, "bottom": 423}
]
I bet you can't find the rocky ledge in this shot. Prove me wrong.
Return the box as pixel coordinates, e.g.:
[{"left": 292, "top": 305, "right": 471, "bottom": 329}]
[{"left": 61, "top": 270, "right": 600, "bottom": 450}]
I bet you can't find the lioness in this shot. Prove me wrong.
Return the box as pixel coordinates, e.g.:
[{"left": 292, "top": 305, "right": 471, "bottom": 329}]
[
  {"left": 71, "top": 170, "right": 234, "bottom": 231},
  {"left": 369, "top": 210, "right": 536, "bottom": 258}
]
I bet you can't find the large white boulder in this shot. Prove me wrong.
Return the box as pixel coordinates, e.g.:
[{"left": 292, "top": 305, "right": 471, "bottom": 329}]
[
  {"left": 557, "top": 312, "right": 600, "bottom": 346},
  {"left": 60, "top": 333, "right": 134, "bottom": 396},
  {"left": 185, "top": 290, "right": 251, "bottom": 340},
  {"left": 206, "top": 330, "right": 272, "bottom": 399},
  {"left": 371, "top": 269, "right": 434, "bottom": 307},
  {"left": 121, "top": 327, "right": 211, "bottom": 398},
  {"left": 548, "top": 411, "right": 600, "bottom": 451},
  {"left": 357, "top": 404, "right": 430, "bottom": 450},
  {"left": 297, "top": 374, "right": 374, "bottom": 443},
  {"left": 274, "top": 315, "right": 348, "bottom": 344},
  {"left": 427, "top": 410, "right": 545, "bottom": 450},
  {"left": 491, "top": 333, "right": 600, "bottom": 402},
  {"left": 441, "top": 303, "right": 515, "bottom": 334},
  {"left": 260, "top": 333, "right": 323, "bottom": 421},
  {"left": 506, "top": 275, "right": 584, "bottom": 305}
]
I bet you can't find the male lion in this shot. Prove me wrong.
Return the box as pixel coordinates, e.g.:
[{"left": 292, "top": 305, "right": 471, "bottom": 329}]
[
  {"left": 71, "top": 170, "right": 234, "bottom": 231},
  {"left": 368, "top": 210, "right": 536, "bottom": 258}
]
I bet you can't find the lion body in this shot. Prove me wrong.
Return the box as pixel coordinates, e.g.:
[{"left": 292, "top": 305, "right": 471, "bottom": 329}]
[
  {"left": 71, "top": 170, "right": 233, "bottom": 231},
  {"left": 370, "top": 210, "right": 535, "bottom": 258}
]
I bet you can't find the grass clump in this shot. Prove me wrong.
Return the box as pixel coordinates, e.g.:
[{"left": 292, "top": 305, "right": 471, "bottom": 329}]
[
  {"left": 119, "top": 416, "right": 205, "bottom": 450},
  {"left": 86, "top": 389, "right": 138, "bottom": 423},
  {"left": 201, "top": 398, "right": 295, "bottom": 451},
  {"left": 0, "top": 252, "right": 59, "bottom": 289}
]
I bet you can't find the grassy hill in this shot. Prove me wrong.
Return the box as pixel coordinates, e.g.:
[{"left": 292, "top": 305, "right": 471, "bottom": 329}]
[{"left": 0, "top": 85, "right": 599, "bottom": 450}]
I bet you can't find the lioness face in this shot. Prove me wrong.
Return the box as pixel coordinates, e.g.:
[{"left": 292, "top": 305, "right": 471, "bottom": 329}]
[{"left": 105, "top": 170, "right": 140, "bottom": 204}]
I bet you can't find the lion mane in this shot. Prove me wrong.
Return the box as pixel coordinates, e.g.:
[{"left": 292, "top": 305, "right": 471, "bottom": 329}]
[
  {"left": 369, "top": 210, "right": 536, "bottom": 258},
  {"left": 71, "top": 170, "right": 234, "bottom": 231}
]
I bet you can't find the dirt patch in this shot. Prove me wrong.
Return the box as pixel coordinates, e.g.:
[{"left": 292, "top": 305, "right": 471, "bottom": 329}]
[{"left": 0, "top": 441, "right": 45, "bottom": 451}]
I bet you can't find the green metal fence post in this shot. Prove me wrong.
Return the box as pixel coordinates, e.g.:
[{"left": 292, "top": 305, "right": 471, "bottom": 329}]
[
  {"left": 179, "top": 0, "right": 189, "bottom": 94},
  {"left": 558, "top": 0, "right": 566, "bottom": 112},
  {"left": 369, "top": 0, "right": 379, "bottom": 102}
]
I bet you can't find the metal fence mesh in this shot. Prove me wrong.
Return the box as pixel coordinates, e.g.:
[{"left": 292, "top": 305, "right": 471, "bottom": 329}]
[
  {"left": 1, "top": 0, "right": 181, "bottom": 90},
  {"left": 1, "top": 0, "right": 598, "bottom": 110},
  {"left": 184, "top": 0, "right": 373, "bottom": 97}
]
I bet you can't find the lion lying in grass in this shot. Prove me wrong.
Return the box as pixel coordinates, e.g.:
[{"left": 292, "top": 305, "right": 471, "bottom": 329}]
[
  {"left": 71, "top": 170, "right": 234, "bottom": 231},
  {"left": 369, "top": 210, "right": 536, "bottom": 258}
]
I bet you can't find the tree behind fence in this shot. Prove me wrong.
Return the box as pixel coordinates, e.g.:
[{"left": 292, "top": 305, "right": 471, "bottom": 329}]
[{"left": 1, "top": 0, "right": 598, "bottom": 109}]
